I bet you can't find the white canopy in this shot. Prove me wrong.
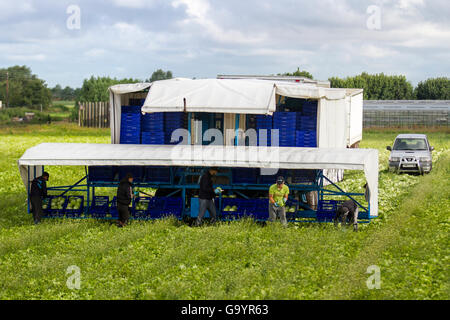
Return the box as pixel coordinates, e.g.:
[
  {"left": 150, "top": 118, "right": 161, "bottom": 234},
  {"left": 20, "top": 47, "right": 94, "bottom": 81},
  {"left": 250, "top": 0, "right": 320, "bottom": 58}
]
[
  {"left": 18, "top": 143, "right": 378, "bottom": 216},
  {"left": 109, "top": 83, "right": 152, "bottom": 95},
  {"left": 141, "top": 78, "right": 360, "bottom": 115}
]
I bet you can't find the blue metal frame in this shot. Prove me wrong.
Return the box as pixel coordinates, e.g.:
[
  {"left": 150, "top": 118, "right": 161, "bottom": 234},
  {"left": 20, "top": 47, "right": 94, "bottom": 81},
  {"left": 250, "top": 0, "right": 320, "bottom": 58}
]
[{"left": 28, "top": 164, "right": 372, "bottom": 223}]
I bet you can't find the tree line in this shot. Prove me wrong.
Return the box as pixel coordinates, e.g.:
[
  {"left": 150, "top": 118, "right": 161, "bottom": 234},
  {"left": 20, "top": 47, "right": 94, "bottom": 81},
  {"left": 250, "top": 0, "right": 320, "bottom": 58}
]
[
  {"left": 0, "top": 65, "right": 448, "bottom": 110},
  {"left": 328, "top": 72, "right": 449, "bottom": 100}
]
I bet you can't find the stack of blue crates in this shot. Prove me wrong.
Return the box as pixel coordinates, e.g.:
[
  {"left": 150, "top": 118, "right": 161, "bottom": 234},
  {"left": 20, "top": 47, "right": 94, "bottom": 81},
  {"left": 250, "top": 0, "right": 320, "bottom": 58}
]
[
  {"left": 296, "top": 130, "right": 317, "bottom": 147},
  {"left": 295, "top": 100, "right": 318, "bottom": 147},
  {"left": 255, "top": 115, "right": 273, "bottom": 146},
  {"left": 141, "top": 113, "right": 164, "bottom": 145},
  {"left": 164, "top": 112, "right": 186, "bottom": 145},
  {"left": 273, "top": 112, "right": 297, "bottom": 147},
  {"left": 121, "top": 106, "right": 141, "bottom": 144},
  {"left": 302, "top": 100, "right": 318, "bottom": 116}
]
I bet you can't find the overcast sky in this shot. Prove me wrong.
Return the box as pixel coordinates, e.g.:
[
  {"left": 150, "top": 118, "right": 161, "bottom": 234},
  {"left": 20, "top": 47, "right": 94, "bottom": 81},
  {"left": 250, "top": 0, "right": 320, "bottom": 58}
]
[{"left": 1, "top": 0, "right": 449, "bottom": 88}]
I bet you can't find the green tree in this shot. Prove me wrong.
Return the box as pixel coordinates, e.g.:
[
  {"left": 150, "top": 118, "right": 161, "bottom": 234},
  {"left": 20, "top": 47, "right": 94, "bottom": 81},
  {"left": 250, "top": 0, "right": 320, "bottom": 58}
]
[
  {"left": 329, "top": 72, "right": 415, "bottom": 100},
  {"left": 0, "top": 65, "right": 52, "bottom": 108},
  {"left": 77, "top": 76, "right": 141, "bottom": 103},
  {"left": 279, "top": 68, "right": 313, "bottom": 79},
  {"left": 147, "top": 69, "right": 173, "bottom": 82},
  {"left": 51, "top": 84, "right": 63, "bottom": 100},
  {"left": 415, "top": 77, "right": 450, "bottom": 100}
]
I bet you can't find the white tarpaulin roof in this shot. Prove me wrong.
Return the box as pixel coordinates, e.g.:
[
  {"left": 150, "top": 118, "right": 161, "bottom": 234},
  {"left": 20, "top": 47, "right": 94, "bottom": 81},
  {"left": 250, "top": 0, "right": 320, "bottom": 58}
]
[
  {"left": 141, "top": 78, "right": 360, "bottom": 115},
  {"left": 18, "top": 143, "right": 378, "bottom": 216},
  {"left": 109, "top": 83, "right": 152, "bottom": 95}
]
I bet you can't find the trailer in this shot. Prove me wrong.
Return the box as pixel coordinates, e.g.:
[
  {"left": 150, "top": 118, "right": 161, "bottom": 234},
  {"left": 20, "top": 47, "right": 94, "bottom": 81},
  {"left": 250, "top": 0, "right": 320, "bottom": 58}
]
[
  {"left": 18, "top": 77, "right": 378, "bottom": 223},
  {"left": 18, "top": 143, "right": 378, "bottom": 222}
]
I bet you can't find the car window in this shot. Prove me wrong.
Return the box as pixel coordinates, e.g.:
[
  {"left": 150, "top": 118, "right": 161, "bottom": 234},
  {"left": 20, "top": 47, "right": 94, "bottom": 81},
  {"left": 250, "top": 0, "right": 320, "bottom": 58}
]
[{"left": 393, "top": 138, "right": 428, "bottom": 151}]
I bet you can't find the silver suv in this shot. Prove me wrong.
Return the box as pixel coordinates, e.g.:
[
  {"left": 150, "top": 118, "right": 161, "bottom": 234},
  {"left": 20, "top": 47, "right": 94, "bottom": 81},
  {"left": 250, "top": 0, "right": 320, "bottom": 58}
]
[{"left": 387, "top": 134, "right": 434, "bottom": 174}]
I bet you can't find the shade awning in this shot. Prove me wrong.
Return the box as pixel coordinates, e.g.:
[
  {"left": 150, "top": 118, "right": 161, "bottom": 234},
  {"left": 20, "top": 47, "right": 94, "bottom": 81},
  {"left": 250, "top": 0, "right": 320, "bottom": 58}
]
[
  {"left": 18, "top": 143, "right": 378, "bottom": 216},
  {"left": 109, "top": 83, "right": 152, "bottom": 95},
  {"left": 141, "top": 79, "right": 360, "bottom": 115},
  {"left": 142, "top": 78, "right": 277, "bottom": 115}
]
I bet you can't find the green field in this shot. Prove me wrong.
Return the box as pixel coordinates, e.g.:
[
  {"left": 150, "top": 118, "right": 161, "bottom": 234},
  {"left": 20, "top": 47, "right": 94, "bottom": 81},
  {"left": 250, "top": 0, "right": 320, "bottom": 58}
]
[{"left": 0, "top": 124, "right": 448, "bottom": 300}]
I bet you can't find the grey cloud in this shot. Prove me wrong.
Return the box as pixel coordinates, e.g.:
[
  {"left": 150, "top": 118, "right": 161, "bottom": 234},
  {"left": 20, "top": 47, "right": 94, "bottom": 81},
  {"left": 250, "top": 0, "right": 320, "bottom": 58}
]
[{"left": 0, "top": 0, "right": 448, "bottom": 87}]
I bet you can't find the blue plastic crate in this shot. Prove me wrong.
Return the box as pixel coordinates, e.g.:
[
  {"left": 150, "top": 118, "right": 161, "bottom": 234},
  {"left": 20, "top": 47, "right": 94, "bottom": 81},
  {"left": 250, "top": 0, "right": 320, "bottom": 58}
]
[
  {"left": 120, "top": 137, "right": 141, "bottom": 143},
  {"left": 221, "top": 198, "right": 245, "bottom": 218},
  {"left": 141, "top": 122, "right": 163, "bottom": 127},
  {"left": 90, "top": 196, "right": 110, "bottom": 218},
  {"left": 148, "top": 197, "right": 168, "bottom": 219},
  {"left": 297, "top": 124, "right": 316, "bottom": 130},
  {"left": 121, "top": 140, "right": 140, "bottom": 145},
  {"left": 122, "top": 105, "right": 142, "bottom": 114},
  {"left": 121, "top": 112, "right": 141, "bottom": 118},
  {"left": 142, "top": 141, "right": 165, "bottom": 145},
  {"left": 141, "top": 132, "right": 165, "bottom": 138},
  {"left": 142, "top": 137, "right": 165, "bottom": 143},
  {"left": 274, "top": 111, "right": 296, "bottom": 118},
  {"left": 165, "top": 112, "right": 185, "bottom": 118},
  {"left": 317, "top": 200, "right": 345, "bottom": 222},
  {"left": 121, "top": 131, "right": 141, "bottom": 138},
  {"left": 133, "top": 197, "right": 152, "bottom": 219},
  {"left": 141, "top": 130, "right": 164, "bottom": 135},
  {"left": 44, "top": 196, "right": 68, "bottom": 218},
  {"left": 121, "top": 129, "right": 141, "bottom": 135},
  {"left": 302, "top": 103, "right": 318, "bottom": 116},
  {"left": 143, "top": 112, "right": 164, "bottom": 119},
  {"left": 121, "top": 122, "right": 141, "bottom": 128},
  {"left": 64, "top": 196, "right": 84, "bottom": 218},
  {"left": 162, "top": 197, "right": 183, "bottom": 218},
  {"left": 142, "top": 138, "right": 165, "bottom": 145},
  {"left": 274, "top": 116, "right": 297, "bottom": 122},
  {"left": 121, "top": 118, "right": 142, "bottom": 124}
]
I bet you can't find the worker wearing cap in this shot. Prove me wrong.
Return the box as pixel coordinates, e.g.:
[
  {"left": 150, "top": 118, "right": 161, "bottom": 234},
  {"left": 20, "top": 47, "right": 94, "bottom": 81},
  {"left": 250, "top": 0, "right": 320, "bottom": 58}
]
[
  {"left": 30, "top": 172, "right": 49, "bottom": 225},
  {"left": 116, "top": 173, "right": 136, "bottom": 227},
  {"left": 195, "top": 167, "right": 221, "bottom": 226},
  {"left": 268, "top": 176, "right": 289, "bottom": 227}
]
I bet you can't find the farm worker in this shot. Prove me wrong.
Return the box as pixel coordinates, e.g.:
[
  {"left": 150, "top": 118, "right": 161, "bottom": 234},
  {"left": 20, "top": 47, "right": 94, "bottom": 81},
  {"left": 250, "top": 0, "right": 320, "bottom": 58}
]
[
  {"left": 30, "top": 172, "right": 49, "bottom": 225},
  {"left": 268, "top": 176, "right": 289, "bottom": 227},
  {"left": 195, "top": 167, "right": 220, "bottom": 226},
  {"left": 334, "top": 200, "right": 359, "bottom": 232},
  {"left": 116, "top": 173, "right": 135, "bottom": 227}
]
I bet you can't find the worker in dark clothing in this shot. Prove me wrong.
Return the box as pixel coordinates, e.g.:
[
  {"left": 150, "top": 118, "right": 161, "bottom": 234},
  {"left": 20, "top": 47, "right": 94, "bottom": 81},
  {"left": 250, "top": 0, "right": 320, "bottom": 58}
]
[
  {"left": 30, "top": 172, "right": 49, "bottom": 224},
  {"left": 116, "top": 173, "right": 135, "bottom": 227},
  {"left": 196, "top": 167, "right": 221, "bottom": 226},
  {"left": 334, "top": 200, "right": 359, "bottom": 232}
]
